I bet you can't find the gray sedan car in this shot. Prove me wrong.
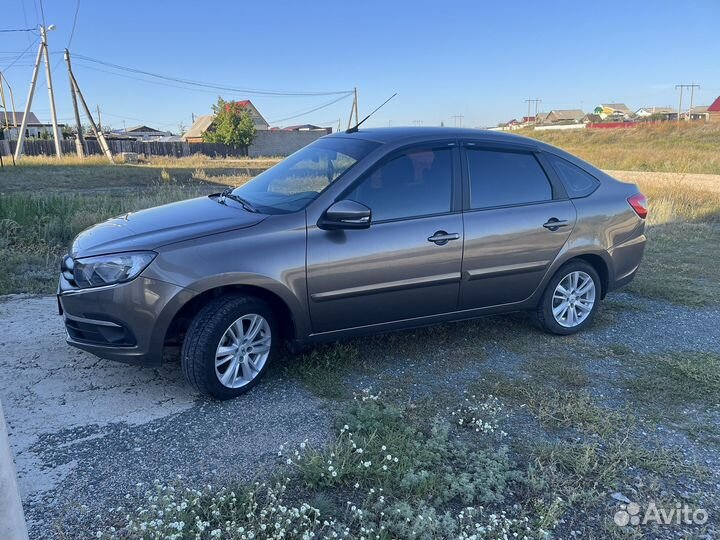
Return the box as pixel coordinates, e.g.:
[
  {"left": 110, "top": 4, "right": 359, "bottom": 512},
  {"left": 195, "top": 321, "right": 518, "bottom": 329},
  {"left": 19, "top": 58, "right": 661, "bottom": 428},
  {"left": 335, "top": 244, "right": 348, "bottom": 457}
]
[{"left": 58, "top": 127, "right": 647, "bottom": 399}]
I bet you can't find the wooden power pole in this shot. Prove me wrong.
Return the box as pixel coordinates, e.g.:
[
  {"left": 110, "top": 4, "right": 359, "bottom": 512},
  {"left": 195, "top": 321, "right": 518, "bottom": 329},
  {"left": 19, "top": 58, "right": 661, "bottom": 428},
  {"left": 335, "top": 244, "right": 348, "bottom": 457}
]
[
  {"left": 65, "top": 50, "right": 113, "bottom": 163},
  {"left": 64, "top": 49, "right": 85, "bottom": 157}
]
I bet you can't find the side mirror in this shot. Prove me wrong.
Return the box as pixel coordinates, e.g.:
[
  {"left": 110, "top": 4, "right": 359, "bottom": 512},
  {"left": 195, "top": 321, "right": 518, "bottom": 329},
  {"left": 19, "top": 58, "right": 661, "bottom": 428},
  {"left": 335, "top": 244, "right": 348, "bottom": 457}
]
[{"left": 318, "top": 200, "right": 371, "bottom": 230}]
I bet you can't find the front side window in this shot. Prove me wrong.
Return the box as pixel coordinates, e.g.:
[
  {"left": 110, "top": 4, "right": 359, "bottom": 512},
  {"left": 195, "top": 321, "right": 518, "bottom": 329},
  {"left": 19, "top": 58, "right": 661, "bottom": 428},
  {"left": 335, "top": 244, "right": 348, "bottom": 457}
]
[
  {"left": 466, "top": 148, "right": 553, "bottom": 209},
  {"left": 232, "top": 138, "right": 378, "bottom": 213},
  {"left": 344, "top": 148, "right": 453, "bottom": 221}
]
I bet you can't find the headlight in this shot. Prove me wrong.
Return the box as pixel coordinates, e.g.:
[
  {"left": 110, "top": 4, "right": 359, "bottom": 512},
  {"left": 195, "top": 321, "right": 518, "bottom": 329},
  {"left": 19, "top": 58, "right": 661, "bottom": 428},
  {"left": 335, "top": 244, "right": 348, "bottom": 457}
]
[{"left": 72, "top": 252, "right": 156, "bottom": 289}]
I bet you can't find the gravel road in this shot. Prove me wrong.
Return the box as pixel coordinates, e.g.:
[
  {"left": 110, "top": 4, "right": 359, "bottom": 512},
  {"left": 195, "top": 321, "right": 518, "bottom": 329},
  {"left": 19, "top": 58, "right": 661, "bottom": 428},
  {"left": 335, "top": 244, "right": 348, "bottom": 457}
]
[
  {"left": 0, "top": 295, "right": 330, "bottom": 539},
  {"left": 1, "top": 292, "right": 718, "bottom": 538}
]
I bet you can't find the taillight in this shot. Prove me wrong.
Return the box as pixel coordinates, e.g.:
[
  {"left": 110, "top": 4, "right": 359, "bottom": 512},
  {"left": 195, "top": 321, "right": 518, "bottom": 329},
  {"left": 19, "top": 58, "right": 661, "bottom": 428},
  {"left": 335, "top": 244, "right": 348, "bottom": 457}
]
[{"left": 627, "top": 193, "right": 648, "bottom": 219}]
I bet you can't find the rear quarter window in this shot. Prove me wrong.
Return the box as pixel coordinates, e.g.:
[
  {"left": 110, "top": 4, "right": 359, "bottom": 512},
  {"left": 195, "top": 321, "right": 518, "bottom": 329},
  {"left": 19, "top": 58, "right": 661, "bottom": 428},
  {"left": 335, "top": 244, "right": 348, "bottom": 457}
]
[{"left": 545, "top": 154, "right": 600, "bottom": 198}]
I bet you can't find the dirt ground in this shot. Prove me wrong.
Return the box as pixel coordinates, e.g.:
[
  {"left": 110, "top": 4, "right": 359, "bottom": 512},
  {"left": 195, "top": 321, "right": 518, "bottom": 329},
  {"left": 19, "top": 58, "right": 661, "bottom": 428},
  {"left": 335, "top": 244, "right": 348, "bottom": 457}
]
[{"left": 1, "top": 290, "right": 719, "bottom": 538}]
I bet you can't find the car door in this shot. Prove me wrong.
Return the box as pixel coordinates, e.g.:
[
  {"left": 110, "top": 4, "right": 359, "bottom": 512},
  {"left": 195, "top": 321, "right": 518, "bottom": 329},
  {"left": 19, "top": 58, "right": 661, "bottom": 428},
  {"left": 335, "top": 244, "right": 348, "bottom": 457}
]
[
  {"left": 459, "top": 143, "right": 576, "bottom": 309},
  {"left": 306, "top": 143, "right": 463, "bottom": 333}
]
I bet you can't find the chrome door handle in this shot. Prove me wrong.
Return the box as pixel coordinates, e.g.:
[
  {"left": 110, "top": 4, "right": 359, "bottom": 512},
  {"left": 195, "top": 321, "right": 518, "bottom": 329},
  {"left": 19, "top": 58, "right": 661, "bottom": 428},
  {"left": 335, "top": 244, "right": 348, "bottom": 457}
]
[
  {"left": 543, "top": 218, "right": 569, "bottom": 231},
  {"left": 428, "top": 231, "right": 460, "bottom": 245}
]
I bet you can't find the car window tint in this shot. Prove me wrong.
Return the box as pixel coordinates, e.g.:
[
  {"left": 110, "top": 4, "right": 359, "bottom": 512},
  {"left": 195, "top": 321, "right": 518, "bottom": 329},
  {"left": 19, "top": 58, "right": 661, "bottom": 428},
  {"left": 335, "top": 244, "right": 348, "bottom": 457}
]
[
  {"left": 345, "top": 148, "right": 452, "bottom": 221},
  {"left": 546, "top": 154, "right": 600, "bottom": 198},
  {"left": 467, "top": 149, "right": 552, "bottom": 209}
]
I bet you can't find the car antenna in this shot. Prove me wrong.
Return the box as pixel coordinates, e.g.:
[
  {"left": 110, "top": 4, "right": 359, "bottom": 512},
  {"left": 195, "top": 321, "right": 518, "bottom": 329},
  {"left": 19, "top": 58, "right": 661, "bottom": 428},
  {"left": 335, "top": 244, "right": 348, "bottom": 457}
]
[{"left": 346, "top": 93, "right": 397, "bottom": 133}]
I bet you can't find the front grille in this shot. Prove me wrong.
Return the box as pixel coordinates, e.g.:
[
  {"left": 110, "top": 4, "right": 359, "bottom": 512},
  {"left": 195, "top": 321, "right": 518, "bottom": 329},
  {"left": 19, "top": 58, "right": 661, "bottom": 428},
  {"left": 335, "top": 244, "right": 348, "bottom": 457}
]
[{"left": 65, "top": 318, "right": 136, "bottom": 347}]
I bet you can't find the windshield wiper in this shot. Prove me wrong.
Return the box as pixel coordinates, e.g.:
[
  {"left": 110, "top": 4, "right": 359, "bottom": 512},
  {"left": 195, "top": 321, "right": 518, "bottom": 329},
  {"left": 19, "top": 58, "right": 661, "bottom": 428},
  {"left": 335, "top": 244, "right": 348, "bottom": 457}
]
[{"left": 219, "top": 188, "right": 258, "bottom": 213}]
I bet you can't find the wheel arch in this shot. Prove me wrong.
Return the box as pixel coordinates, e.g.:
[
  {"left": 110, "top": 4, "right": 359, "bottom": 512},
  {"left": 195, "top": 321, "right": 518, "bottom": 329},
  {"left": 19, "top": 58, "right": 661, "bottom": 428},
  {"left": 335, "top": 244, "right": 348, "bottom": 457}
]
[
  {"left": 572, "top": 253, "right": 611, "bottom": 299},
  {"left": 163, "top": 283, "right": 302, "bottom": 351}
]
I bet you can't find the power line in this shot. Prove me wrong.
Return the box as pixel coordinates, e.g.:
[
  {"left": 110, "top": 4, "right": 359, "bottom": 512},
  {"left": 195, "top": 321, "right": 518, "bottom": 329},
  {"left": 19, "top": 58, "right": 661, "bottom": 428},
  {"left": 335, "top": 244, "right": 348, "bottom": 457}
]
[
  {"left": 0, "top": 28, "right": 37, "bottom": 32},
  {"left": 1, "top": 38, "right": 39, "bottom": 71},
  {"left": 67, "top": 0, "right": 80, "bottom": 49},
  {"left": 70, "top": 53, "right": 354, "bottom": 97},
  {"left": 268, "top": 94, "right": 353, "bottom": 124},
  {"left": 53, "top": 0, "right": 80, "bottom": 70}
]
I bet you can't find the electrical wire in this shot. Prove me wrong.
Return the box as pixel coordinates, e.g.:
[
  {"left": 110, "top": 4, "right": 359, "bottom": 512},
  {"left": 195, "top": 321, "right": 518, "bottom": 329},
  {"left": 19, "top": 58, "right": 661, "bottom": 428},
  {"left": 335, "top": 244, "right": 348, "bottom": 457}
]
[
  {"left": 52, "top": 0, "right": 81, "bottom": 71},
  {"left": 268, "top": 94, "right": 353, "bottom": 124},
  {"left": 0, "top": 28, "right": 36, "bottom": 32},
  {"left": 1, "top": 38, "right": 39, "bottom": 72},
  {"left": 67, "top": 0, "right": 80, "bottom": 49},
  {"left": 71, "top": 53, "right": 354, "bottom": 97}
]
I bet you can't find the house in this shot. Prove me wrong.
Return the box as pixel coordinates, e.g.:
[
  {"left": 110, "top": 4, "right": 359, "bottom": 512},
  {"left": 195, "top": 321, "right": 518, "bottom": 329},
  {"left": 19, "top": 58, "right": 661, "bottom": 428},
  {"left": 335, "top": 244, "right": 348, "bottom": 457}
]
[
  {"left": 591, "top": 103, "right": 633, "bottom": 121},
  {"left": 115, "top": 125, "right": 172, "bottom": 141},
  {"left": 635, "top": 107, "right": 677, "bottom": 121},
  {"left": 708, "top": 96, "right": 720, "bottom": 123},
  {"left": 0, "top": 111, "right": 66, "bottom": 140},
  {"left": 521, "top": 116, "right": 536, "bottom": 124},
  {"left": 687, "top": 105, "right": 709, "bottom": 121},
  {"left": 184, "top": 100, "right": 269, "bottom": 142},
  {"left": 540, "top": 109, "right": 585, "bottom": 124}
]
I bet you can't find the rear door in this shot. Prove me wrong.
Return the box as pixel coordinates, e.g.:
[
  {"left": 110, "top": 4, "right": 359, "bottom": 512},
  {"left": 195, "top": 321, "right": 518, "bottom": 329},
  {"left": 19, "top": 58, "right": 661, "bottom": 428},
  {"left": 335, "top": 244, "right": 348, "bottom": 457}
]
[
  {"left": 459, "top": 143, "right": 576, "bottom": 309},
  {"left": 306, "top": 142, "right": 464, "bottom": 333}
]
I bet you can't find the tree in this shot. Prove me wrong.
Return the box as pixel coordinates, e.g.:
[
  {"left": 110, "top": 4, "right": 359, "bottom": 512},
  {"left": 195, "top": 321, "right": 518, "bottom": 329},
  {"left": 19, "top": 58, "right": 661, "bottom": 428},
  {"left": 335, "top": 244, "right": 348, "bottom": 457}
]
[{"left": 203, "top": 97, "right": 256, "bottom": 147}]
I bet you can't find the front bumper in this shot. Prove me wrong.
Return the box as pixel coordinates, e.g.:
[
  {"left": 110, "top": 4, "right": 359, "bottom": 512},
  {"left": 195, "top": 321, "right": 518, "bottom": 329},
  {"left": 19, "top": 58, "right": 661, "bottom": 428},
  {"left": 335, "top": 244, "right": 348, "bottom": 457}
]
[{"left": 58, "top": 274, "right": 196, "bottom": 365}]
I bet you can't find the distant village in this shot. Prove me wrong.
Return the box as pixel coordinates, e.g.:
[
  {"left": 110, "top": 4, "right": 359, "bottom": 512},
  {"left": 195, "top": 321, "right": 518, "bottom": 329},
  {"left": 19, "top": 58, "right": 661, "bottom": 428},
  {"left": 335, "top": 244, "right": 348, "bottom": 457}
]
[
  {"left": 0, "top": 98, "right": 331, "bottom": 144},
  {"left": 495, "top": 97, "right": 720, "bottom": 131},
  {"left": 2, "top": 95, "right": 720, "bottom": 149}
]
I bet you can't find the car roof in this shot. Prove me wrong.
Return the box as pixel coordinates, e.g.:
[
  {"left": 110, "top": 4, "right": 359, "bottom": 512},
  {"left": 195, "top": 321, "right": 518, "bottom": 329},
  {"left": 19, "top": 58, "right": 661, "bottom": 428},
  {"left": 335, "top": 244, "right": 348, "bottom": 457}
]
[
  {"left": 324, "top": 126, "right": 611, "bottom": 182},
  {"left": 325, "top": 126, "right": 540, "bottom": 146}
]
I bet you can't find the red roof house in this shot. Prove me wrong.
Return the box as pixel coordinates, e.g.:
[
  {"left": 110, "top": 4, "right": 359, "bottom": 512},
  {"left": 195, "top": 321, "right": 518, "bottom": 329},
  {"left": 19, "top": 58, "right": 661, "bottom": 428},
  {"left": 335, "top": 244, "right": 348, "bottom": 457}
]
[{"left": 708, "top": 96, "right": 720, "bottom": 122}]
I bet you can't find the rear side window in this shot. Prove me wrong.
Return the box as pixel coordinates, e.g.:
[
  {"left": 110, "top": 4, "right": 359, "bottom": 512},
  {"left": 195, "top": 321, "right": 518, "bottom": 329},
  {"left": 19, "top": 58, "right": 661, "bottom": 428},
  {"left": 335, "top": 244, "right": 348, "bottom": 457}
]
[
  {"left": 546, "top": 154, "right": 600, "bottom": 198},
  {"left": 466, "top": 149, "right": 552, "bottom": 209},
  {"left": 345, "top": 148, "right": 453, "bottom": 221}
]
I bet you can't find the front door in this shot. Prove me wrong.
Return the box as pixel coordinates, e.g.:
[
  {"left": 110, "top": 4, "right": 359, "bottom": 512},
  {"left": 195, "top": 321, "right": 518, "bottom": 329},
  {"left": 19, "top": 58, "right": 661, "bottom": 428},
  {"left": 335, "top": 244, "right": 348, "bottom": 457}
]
[
  {"left": 307, "top": 144, "right": 463, "bottom": 333},
  {"left": 459, "top": 145, "right": 577, "bottom": 309}
]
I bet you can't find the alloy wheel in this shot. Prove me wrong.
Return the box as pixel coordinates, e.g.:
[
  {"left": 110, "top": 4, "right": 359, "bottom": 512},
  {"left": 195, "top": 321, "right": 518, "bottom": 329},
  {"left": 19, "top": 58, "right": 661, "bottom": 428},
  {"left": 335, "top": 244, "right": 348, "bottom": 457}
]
[
  {"left": 551, "top": 271, "right": 596, "bottom": 328},
  {"left": 214, "top": 314, "right": 271, "bottom": 388}
]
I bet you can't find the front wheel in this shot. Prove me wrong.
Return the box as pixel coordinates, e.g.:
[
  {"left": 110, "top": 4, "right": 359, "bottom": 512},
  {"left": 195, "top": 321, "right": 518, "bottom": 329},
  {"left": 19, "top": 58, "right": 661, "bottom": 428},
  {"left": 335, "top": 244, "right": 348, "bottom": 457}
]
[
  {"left": 181, "top": 295, "right": 276, "bottom": 399},
  {"left": 533, "top": 261, "right": 601, "bottom": 335}
]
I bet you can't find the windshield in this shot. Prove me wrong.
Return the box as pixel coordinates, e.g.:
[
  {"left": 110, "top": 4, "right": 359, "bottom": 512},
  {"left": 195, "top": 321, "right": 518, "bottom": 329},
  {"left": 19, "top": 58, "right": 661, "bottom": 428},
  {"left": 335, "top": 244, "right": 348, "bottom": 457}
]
[{"left": 231, "top": 137, "right": 379, "bottom": 213}]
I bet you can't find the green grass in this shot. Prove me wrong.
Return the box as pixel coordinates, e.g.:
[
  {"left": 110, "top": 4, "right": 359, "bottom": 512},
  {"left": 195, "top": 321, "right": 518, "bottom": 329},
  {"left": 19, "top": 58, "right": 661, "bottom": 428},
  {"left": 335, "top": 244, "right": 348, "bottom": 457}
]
[
  {"left": 282, "top": 343, "right": 362, "bottom": 399},
  {"left": 625, "top": 352, "right": 720, "bottom": 406},
  {"left": 0, "top": 184, "right": 218, "bottom": 295},
  {"left": 628, "top": 223, "right": 720, "bottom": 306}
]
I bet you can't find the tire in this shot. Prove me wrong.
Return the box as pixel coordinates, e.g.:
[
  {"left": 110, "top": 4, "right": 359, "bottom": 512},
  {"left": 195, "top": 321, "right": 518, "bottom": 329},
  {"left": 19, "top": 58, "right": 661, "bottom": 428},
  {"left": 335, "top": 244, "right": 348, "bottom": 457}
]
[
  {"left": 533, "top": 260, "right": 601, "bottom": 335},
  {"left": 181, "top": 294, "right": 276, "bottom": 400}
]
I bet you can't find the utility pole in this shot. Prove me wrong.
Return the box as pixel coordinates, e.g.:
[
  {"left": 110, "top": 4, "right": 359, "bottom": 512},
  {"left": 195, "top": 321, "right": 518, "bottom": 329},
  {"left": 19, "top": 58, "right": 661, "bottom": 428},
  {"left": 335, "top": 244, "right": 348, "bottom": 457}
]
[
  {"left": 451, "top": 115, "right": 464, "bottom": 127},
  {"left": 65, "top": 51, "right": 113, "bottom": 163},
  {"left": 525, "top": 98, "right": 542, "bottom": 123},
  {"left": 64, "top": 49, "right": 85, "bottom": 157},
  {"left": 354, "top": 88, "right": 359, "bottom": 126},
  {"left": 13, "top": 39, "right": 43, "bottom": 161},
  {"left": 688, "top": 83, "right": 700, "bottom": 121},
  {"left": 40, "top": 25, "right": 62, "bottom": 156},
  {"left": 96, "top": 105, "right": 102, "bottom": 131},
  {"left": 675, "top": 84, "right": 699, "bottom": 123},
  {"left": 346, "top": 88, "right": 359, "bottom": 130}
]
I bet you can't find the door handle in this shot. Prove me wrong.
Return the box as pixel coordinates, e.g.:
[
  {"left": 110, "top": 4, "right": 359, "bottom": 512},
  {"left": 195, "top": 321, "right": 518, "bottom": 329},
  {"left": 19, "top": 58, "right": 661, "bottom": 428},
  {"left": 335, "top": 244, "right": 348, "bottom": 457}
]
[
  {"left": 428, "top": 231, "right": 460, "bottom": 245},
  {"left": 543, "top": 218, "right": 569, "bottom": 231}
]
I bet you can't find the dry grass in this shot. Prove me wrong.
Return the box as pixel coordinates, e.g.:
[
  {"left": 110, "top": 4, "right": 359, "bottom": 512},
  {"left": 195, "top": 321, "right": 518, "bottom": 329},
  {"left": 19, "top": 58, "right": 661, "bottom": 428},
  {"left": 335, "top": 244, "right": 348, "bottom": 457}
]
[
  {"left": 520, "top": 122, "right": 720, "bottom": 175},
  {"left": 0, "top": 154, "right": 279, "bottom": 194}
]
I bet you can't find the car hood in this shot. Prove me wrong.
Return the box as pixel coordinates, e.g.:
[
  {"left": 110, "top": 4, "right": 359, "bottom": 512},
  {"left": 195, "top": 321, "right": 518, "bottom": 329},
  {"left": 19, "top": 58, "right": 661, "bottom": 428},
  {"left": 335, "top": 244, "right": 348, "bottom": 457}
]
[{"left": 71, "top": 195, "right": 267, "bottom": 258}]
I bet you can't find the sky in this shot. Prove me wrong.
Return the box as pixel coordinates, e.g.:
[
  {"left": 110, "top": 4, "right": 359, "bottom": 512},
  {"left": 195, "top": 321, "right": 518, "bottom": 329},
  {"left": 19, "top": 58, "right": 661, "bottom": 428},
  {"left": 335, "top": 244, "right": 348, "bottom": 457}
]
[{"left": 1, "top": 0, "right": 719, "bottom": 133}]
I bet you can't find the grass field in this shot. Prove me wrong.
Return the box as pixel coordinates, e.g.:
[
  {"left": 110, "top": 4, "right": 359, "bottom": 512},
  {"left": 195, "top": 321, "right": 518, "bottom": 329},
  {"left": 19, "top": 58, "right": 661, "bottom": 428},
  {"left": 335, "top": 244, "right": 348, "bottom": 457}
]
[{"left": 521, "top": 122, "right": 720, "bottom": 175}]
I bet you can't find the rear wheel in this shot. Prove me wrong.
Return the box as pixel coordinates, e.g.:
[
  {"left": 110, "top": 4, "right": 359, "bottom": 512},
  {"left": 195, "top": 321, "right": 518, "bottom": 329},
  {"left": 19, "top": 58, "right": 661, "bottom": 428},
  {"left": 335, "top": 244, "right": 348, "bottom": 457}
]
[
  {"left": 181, "top": 294, "right": 276, "bottom": 399},
  {"left": 533, "top": 260, "right": 600, "bottom": 335}
]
